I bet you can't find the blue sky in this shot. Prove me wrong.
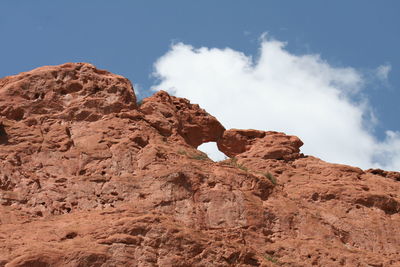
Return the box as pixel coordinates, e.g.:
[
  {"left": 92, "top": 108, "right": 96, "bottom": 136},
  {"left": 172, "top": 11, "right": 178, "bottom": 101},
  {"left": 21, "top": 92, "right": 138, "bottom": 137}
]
[{"left": 1, "top": 1, "right": 399, "bottom": 169}]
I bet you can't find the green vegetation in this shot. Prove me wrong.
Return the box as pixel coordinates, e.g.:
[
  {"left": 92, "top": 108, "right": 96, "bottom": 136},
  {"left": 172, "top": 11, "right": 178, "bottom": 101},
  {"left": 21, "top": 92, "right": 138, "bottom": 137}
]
[
  {"left": 190, "top": 153, "right": 209, "bottom": 161},
  {"left": 177, "top": 149, "right": 186, "bottom": 155},
  {"left": 177, "top": 149, "right": 209, "bottom": 161},
  {"left": 264, "top": 254, "right": 280, "bottom": 265},
  {"left": 220, "top": 157, "right": 278, "bottom": 185},
  {"left": 227, "top": 157, "right": 248, "bottom": 172},
  {"left": 264, "top": 172, "right": 277, "bottom": 185}
]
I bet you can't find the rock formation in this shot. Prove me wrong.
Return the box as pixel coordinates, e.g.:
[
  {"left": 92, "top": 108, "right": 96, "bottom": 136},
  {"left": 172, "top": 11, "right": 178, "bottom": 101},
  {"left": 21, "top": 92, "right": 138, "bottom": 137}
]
[{"left": 0, "top": 63, "right": 399, "bottom": 267}]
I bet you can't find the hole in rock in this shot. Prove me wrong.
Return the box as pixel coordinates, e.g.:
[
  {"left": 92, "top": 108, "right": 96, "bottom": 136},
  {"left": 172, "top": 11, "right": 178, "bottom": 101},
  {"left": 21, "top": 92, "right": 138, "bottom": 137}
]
[
  {"left": 92, "top": 86, "right": 101, "bottom": 94},
  {"left": 197, "top": 142, "right": 227, "bottom": 162},
  {"left": 67, "top": 82, "right": 83, "bottom": 93},
  {"left": 64, "top": 231, "right": 78, "bottom": 239},
  {"left": 0, "top": 123, "right": 8, "bottom": 144}
]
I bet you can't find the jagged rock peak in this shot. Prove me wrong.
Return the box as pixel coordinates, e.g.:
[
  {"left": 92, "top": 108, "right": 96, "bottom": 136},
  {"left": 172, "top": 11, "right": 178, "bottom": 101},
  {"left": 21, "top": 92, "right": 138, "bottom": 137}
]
[
  {"left": 140, "top": 90, "right": 225, "bottom": 147},
  {"left": 0, "top": 63, "right": 136, "bottom": 122}
]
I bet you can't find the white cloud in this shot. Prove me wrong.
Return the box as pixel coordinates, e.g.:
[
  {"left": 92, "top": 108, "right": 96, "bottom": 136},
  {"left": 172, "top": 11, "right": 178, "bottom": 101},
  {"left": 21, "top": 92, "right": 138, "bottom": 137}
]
[
  {"left": 373, "top": 131, "right": 400, "bottom": 169},
  {"left": 376, "top": 63, "right": 391, "bottom": 81},
  {"left": 151, "top": 36, "right": 400, "bottom": 171}
]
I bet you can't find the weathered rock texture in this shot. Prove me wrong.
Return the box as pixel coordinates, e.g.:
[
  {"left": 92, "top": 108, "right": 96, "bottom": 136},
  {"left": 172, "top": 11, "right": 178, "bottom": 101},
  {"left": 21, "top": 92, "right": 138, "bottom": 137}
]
[{"left": 0, "top": 63, "right": 399, "bottom": 267}]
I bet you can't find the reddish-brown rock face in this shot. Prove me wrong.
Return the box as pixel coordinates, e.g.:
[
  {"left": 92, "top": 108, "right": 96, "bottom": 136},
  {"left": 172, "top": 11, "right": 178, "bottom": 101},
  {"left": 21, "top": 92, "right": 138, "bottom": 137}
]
[
  {"left": 217, "top": 129, "right": 303, "bottom": 160},
  {"left": 0, "top": 63, "right": 136, "bottom": 122},
  {"left": 139, "top": 90, "right": 225, "bottom": 148},
  {"left": 0, "top": 63, "right": 399, "bottom": 267}
]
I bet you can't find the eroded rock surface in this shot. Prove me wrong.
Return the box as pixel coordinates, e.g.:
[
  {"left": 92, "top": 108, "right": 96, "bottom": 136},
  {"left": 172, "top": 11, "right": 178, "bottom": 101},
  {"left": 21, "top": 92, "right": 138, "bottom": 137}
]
[
  {"left": 217, "top": 129, "right": 303, "bottom": 160},
  {"left": 140, "top": 90, "right": 225, "bottom": 148},
  {"left": 0, "top": 63, "right": 399, "bottom": 267}
]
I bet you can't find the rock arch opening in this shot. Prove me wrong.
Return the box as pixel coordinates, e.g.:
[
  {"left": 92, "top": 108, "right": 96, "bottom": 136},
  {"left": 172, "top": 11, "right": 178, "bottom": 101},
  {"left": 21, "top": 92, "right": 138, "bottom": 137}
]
[{"left": 197, "top": 142, "right": 227, "bottom": 162}]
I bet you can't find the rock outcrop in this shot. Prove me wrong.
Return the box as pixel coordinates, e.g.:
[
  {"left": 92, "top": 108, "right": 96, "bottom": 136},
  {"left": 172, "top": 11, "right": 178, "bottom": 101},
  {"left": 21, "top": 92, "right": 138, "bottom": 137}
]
[
  {"left": 0, "top": 63, "right": 399, "bottom": 267},
  {"left": 217, "top": 129, "right": 303, "bottom": 160},
  {"left": 140, "top": 90, "right": 225, "bottom": 147}
]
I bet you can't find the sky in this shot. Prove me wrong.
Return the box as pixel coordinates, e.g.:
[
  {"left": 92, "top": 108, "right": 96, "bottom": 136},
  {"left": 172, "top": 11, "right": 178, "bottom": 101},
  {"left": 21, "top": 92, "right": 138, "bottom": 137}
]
[{"left": 1, "top": 1, "right": 399, "bottom": 170}]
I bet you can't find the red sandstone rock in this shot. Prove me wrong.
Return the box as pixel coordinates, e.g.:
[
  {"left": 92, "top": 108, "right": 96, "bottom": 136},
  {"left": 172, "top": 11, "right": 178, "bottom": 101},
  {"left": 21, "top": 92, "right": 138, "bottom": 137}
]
[
  {"left": 140, "top": 90, "right": 225, "bottom": 147},
  {"left": 367, "top": 168, "right": 400, "bottom": 182},
  {"left": 218, "top": 129, "right": 303, "bottom": 160},
  {"left": 0, "top": 63, "right": 136, "bottom": 122},
  {"left": 0, "top": 63, "right": 399, "bottom": 267}
]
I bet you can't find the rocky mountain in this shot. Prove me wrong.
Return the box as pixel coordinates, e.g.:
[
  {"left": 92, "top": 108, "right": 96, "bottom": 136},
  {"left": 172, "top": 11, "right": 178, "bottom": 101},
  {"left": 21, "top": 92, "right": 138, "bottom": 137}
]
[{"left": 0, "top": 63, "right": 399, "bottom": 267}]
